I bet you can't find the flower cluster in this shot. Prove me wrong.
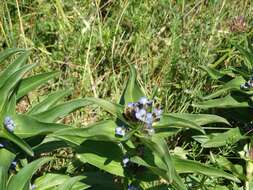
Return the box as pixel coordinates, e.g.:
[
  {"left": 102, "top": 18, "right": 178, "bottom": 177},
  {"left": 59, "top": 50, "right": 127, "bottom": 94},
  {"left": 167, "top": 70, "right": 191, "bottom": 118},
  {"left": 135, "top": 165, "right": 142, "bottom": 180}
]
[
  {"left": 4, "top": 116, "right": 15, "bottom": 132},
  {"left": 240, "top": 75, "right": 253, "bottom": 90},
  {"left": 124, "top": 97, "right": 162, "bottom": 135}
]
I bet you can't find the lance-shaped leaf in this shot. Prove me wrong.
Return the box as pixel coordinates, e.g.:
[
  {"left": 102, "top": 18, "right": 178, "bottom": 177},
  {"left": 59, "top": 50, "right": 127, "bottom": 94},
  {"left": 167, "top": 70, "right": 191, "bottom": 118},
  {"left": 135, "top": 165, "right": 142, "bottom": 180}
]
[
  {"left": 7, "top": 157, "right": 52, "bottom": 190},
  {"left": 12, "top": 114, "right": 69, "bottom": 138},
  {"left": 0, "top": 128, "right": 34, "bottom": 156},
  {"left": 168, "top": 113, "right": 230, "bottom": 126},
  {"left": 0, "top": 64, "right": 36, "bottom": 111},
  {"left": 202, "top": 76, "right": 245, "bottom": 100},
  {"left": 154, "top": 114, "right": 205, "bottom": 134},
  {"left": 193, "top": 127, "right": 244, "bottom": 148},
  {"left": 172, "top": 156, "right": 240, "bottom": 182},
  {"left": 51, "top": 120, "right": 120, "bottom": 145},
  {"left": 138, "top": 135, "right": 175, "bottom": 182},
  {"left": 28, "top": 89, "right": 72, "bottom": 115},
  {"left": 131, "top": 156, "right": 186, "bottom": 190},
  {"left": 76, "top": 140, "right": 124, "bottom": 177},
  {"left": 0, "top": 51, "right": 30, "bottom": 88},
  {"left": 0, "top": 148, "right": 15, "bottom": 172},
  {"left": 200, "top": 65, "right": 232, "bottom": 81},
  {"left": 85, "top": 97, "right": 127, "bottom": 123},
  {"left": 192, "top": 95, "right": 250, "bottom": 109},
  {"left": 119, "top": 65, "right": 145, "bottom": 105},
  {"left": 0, "top": 166, "right": 7, "bottom": 190},
  {"left": 56, "top": 176, "right": 86, "bottom": 190},
  {"left": 16, "top": 71, "right": 59, "bottom": 99},
  {"left": 0, "top": 48, "right": 25, "bottom": 64},
  {"left": 31, "top": 98, "right": 91, "bottom": 122},
  {"left": 34, "top": 173, "right": 90, "bottom": 190}
]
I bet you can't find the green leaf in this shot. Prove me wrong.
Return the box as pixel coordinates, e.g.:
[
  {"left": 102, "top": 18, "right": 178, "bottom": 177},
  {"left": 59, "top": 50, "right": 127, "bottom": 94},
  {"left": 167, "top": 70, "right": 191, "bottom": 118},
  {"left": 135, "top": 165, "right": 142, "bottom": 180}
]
[
  {"left": 0, "top": 48, "right": 25, "bottom": 64},
  {"left": 76, "top": 140, "right": 124, "bottom": 177},
  {"left": 7, "top": 157, "right": 52, "bottom": 190},
  {"left": 193, "top": 127, "right": 244, "bottom": 148},
  {"left": 119, "top": 65, "right": 145, "bottom": 105},
  {"left": 56, "top": 176, "right": 86, "bottom": 190},
  {"left": 138, "top": 135, "right": 175, "bottom": 182},
  {"left": 154, "top": 114, "right": 205, "bottom": 133},
  {"left": 0, "top": 148, "right": 15, "bottom": 171},
  {"left": 202, "top": 76, "right": 245, "bottom": 100},
  {"left": 16, "top": 71, "right": 59, "bottom": 99},
  {"left": 0, "top": 51, "right": 30, "bottom": 88},
  {"left": 172, "top": 156, "right": 240, "bottom": 182},
  {"left": 51, "top": 120, "right": 120, "bottom": 145},
  {"left": 192, "top": 95, "right": 249, "bottom": 109},
  {"left": 31, "top": 98, "right": 91, "bottom": 122},
  {"left": 34, "top": 173, "right": 89, "bottom": 190},
  {"left": 213, "top": 155, "right": 245, "bottom": 180},
  {"left": 0, "top": 129, "right": 34, "bottom": 156},
  {"left": 12, "top": 114, "right": 68, "bottom": 138},
  {"left": 131, "top": 156, "right": 186, "bottom": 190},
  {"left": 0, "top": 64, "right": 36, "bottom": 111},
  {"left": 0, "top": 166, "right": 7, "bottom": 190},
  {"left": 168, "top": 113, "right": 230, "bottom": 126},
  {"left": 85, "top": 97, "right": 127, "bottom": 123},
  {"left": 33, "top": 140, "right": 69, "bottom": 155},
  {"left": 200, "top": 66, "right": 228, "bottom": 80},
  {"left": 28, "top": 89, "right": 72, "bottom": 115},
  {"left": 82, "top": 172, "right": 122, "bottom": 190}
]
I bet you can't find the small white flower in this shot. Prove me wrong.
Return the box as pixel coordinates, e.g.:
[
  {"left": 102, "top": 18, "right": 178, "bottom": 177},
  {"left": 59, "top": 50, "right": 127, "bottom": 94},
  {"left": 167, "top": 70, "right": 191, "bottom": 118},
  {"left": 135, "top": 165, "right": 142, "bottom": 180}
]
[
  {"left": 115, "top": 126, "right": 126, "bottom": 137},
  {"left": 122, "top": 157, "right": 130, "bottom": 167}
]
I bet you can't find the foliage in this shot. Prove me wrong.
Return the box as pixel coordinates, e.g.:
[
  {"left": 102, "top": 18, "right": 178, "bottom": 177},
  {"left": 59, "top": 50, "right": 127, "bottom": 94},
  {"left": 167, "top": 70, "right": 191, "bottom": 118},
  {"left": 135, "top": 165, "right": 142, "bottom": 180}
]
[
  {"left": 0, "top": 49, "right": 241, "bottom": 189},
  {"left": 194, "top": 40, "right": 253, "bottom": 189}
]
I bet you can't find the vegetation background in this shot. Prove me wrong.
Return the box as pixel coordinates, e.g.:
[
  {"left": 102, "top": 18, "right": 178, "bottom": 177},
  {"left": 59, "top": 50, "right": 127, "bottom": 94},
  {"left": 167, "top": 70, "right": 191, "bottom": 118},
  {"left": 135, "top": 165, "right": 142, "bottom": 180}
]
[
  {"left": 1, "top": 0, "right": 252, "bottom": 115},
  {"left": 0, "top": 0, "right": 253, "bottom": 183}
]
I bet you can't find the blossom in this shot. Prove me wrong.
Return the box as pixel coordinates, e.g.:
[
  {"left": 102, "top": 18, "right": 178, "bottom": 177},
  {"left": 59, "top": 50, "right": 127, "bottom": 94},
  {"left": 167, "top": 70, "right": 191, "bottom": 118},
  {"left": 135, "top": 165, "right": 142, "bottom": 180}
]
[
  {"left": 115, "top": 126, "right": 126, "bottom": 137},
  {"left": 153, "top": 108, "right": 163, "bottom": 120},
  {"left": 138, "top": 97, "right": 152, "bottom": 106},
  {"left": 4, "top": 116, "right": 15, "bottom": 132},
  {"left": 135, "top": 108, "right": 146, "bottom": 121},
  {"left": 122, "top": 157, "right": 130, "bottom": 167}
]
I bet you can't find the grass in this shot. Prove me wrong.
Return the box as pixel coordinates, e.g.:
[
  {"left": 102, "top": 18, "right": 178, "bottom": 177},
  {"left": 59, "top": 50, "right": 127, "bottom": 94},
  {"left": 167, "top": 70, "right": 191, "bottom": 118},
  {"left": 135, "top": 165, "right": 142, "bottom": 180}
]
[{"left": 0, "top": 0, "right": 252, "bottom": 118}]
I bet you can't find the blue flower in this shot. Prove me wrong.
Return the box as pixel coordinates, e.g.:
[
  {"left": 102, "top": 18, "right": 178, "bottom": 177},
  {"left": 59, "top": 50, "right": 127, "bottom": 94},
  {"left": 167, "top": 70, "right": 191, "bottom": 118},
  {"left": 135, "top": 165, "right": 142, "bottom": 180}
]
[
  {"left": 153, "top": 108, "right": 163, "bottom": 119},
  {"left": 115, "top": 126, "right": 126, "bottom": 137},
  {"left": 0, "top": 143, "right": 4, "bottom": 148},
  {"left": 135, "top": 108, "right": 146, "bottom": 121},
  {"left": 138, "top": 97, "right": 152, "bottom": 106},
  {"left": 145, "top": 113, "right": 153, "bottom": 124},
  {"left": 122, "top": 157, "right": 130, "bottom": 167},
  {"left": 4, "top": 116, "right": 15, "bottom": 132}
]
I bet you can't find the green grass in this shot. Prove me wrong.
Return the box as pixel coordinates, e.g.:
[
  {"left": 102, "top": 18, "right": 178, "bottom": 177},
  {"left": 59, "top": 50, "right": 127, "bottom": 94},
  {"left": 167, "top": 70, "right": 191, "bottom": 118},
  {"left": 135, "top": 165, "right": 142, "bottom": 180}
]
[{"left": 0, "top": 0, "right": 252, "bottom": 115}]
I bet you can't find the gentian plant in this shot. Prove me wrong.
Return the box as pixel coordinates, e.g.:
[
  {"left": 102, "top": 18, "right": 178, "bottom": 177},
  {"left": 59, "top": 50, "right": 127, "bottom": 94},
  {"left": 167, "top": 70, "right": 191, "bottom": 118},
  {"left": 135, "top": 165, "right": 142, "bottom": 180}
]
[
  {"left": 0, "top": 48, "right": 240, "bottom": 189},
  {"left": 50, "top": 64, "right": 239, "bottom": 189}
]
